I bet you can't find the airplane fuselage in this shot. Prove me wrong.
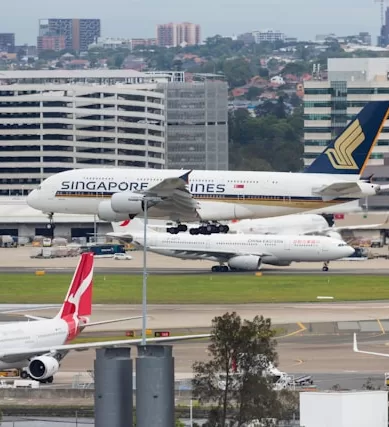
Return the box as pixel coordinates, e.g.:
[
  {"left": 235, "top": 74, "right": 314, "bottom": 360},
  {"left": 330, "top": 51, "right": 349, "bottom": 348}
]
[
  {"left": 0, "top": 318, "right": 69, "bottom": 369},
  {"left": 129, "top": 232, "right": 354, "bottom": 265},
  {"left": 27, "top": 168, "right": 378, "bottom": 222}
]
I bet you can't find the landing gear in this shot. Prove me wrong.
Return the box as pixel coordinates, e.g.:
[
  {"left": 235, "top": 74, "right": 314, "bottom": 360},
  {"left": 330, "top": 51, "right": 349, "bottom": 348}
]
[
  {"left": 322, "top": 261, "right": 329, "bottom": 272},
  {"left": 189, "top": 223, "right": 229, "bottom": 235},
  {"left": 20, "top": 370, "right": 29, "bottom": 379},
  {"left": 167, "top": 224, "right": 188, "bottom": 234},
  {"left": 211, "top": 265, "right": 229, "bottom": 272},
  {"left": 46, "top": 212, "right": 55, "bottom": 239}
]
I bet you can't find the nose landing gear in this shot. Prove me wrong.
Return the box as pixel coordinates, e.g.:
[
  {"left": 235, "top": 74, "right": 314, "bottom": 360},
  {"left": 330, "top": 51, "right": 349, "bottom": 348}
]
[
  {"left": 46, "top": 213, "right": 55, "bottom": 239},
  {"left": 322, "top": 261, "right": 329, "bottom": 272}
]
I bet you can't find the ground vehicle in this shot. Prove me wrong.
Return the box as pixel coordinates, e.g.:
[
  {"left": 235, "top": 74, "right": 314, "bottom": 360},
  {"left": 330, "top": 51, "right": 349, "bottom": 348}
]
[
  {"left": 80, "top": 244, "right": 125, "bottom": 257},
  {"left": 113, "top": 253, "right": 132, "bottom": 260}
]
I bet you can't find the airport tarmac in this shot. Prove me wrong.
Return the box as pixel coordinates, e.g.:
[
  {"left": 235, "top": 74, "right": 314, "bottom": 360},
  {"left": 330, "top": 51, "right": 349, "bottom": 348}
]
[
  {"left": 0, "top": 246, "right": 389, "bottom": 275},
  {"left": 45, "top": 331, "right": 389, "bottom": 391}
]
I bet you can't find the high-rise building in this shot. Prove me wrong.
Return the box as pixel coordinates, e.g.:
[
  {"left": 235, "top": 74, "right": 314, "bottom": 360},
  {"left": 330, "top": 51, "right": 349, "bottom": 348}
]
[
  {"left": 158, "top": 80, "right": 229, "bottom": 170},
  {"left": 156, "top": 22, "right": 201, "bottom": 47},
  {"left": 0, "top": 70, "right": 167, "bottom": 196},
  {"left": 378, "top": 7, "right": 389, "bottom": 47},
  {"left": 0, "top": 33, "right": 15, "bottom": 53},
  {"left": 303, "top": 57, "right": 389, "bottom": 210},
  {"left": 38, "top": 18, "right": 101, "bottom": 53}
]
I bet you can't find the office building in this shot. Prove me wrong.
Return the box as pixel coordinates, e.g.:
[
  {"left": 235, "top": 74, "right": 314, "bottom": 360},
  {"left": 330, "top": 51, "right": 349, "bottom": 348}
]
[
  {"left": 158, "top": 81, "right": 229, "bottom": 170},
  {"left": 38, "top": 19, "right": 101, "bottom": 52},
  {"left": 378, "top": 7, "right": 389, "bottom": 47},
  {"left": 157, "top": 22, "right": 201, "bottom": 47},
  {"left": 0, "top": 33, "right": 15, "bottom": 53},
  {"left": 252, "top": 30, "right": 285, "bottom": 43},
  {"left": 0, "top": 70, "right": 167, "bottom": 196},
  {"left": 304, "top": 57, "right": 389, "bottom": 210}
]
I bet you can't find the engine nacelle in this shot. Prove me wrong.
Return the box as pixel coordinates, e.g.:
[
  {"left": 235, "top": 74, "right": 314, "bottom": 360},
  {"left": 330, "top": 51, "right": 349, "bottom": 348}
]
[
  {"left": 228, "top": 255, "right": 262, "bottom": 271},
  {"left": 111, "top": 192, "right": 144, "bottom": 214},
  {"left": 28, "top": 355, "right": 60, "bottom": 380},
  {"left": 98, "top": 201, "right": 132, "bottom": 222}
]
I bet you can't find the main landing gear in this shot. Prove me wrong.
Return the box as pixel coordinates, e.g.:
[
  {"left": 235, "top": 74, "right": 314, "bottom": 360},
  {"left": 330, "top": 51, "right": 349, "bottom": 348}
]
[
  {"left": 211, "top": 265, "right": 229, "bottom": 272},
  {"left": 166, "top": 223, "right": 230, "bottom": 235},
  {"left": 20, "top": 369, "right": 54, "bottom": 384},
  {"left": 322, "top": 261, "right": 329, "bottom": 272}
]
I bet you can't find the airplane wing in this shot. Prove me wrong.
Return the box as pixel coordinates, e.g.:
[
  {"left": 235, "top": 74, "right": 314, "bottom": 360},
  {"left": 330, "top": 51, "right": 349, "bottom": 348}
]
[
  {"left": 353, "top": 333, "right": 389, "bottom": 358},
  {"left": 0, "top": 334, "right": 210, "bottom": 362},
  {"left": 82, "top": 316, "right": 143, "bottom": 328},
  {"left": 313, "top": 181, "right": 370, "bottom": 200},
  {"left": 137, "top": 171, "right": 200, "bottom": 221}
]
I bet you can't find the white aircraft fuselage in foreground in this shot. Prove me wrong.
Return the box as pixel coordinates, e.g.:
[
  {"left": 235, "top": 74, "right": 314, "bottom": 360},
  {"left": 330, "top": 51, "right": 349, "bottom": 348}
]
[
  {"left": 0, "top": 253, "right": 208, "bottom": 383},
  {"left": 109, "top": 220, "right": 355, "bottom": 272},
  {"left": 26, "top": 101, "right": 389, "bottom": 234}
]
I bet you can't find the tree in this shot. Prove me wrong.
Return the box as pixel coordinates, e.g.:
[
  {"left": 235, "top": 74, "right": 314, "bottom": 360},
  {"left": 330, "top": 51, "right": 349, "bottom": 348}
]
[
  {"left": 192, "top": 312, "right": 283, "bottom": 426},
  {"left": 245, "top": 86, "right": 263, "bottom": 101}
]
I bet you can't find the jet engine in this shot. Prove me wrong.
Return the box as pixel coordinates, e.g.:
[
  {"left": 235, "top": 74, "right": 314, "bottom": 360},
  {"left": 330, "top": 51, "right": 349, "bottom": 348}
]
[
  {"left": 28, "top": 355, "right": 60, "bottom": 381},
  {"left": 97, "top": 201, "right": 133, "bottom": 222},
  {"left": 228, "top": 255, "right": 262, "bottom": 271},
  {"left": 111, "top": 192, "right": 145, "bottom": 214}
]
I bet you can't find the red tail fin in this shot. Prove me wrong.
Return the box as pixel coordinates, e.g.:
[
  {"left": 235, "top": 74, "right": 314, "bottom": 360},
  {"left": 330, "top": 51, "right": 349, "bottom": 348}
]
[{"left": 57, "top": 252, "right": 94, "bottom": 319}]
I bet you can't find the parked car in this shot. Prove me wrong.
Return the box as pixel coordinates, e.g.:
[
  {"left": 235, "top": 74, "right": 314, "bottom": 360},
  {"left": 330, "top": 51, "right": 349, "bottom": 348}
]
[{"left": 113, "top": 253, "right": 133, "bottom": 260}]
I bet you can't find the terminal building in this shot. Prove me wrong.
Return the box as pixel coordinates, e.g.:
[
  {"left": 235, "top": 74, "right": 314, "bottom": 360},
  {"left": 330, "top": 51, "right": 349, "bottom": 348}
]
[{"left": 303, "top": 57, "right": 389, "bottom": 210}]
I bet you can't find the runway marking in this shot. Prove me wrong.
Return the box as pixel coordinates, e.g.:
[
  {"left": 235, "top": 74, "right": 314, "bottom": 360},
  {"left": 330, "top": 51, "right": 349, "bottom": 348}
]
[
  {"left": 278, "top": 322, "right": 307, "bottom": 339},
  {"left": 370, "top": 319, "right": 386, "bottom": 338},
  {"left": 377, "top": 319, "right": 385, "bottom": 334}
]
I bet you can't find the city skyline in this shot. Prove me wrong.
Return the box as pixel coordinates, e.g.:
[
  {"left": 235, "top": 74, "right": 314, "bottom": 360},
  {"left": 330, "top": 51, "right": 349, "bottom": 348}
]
[{"left": 0, "top": 0, "right": 380, "bottom": 46}]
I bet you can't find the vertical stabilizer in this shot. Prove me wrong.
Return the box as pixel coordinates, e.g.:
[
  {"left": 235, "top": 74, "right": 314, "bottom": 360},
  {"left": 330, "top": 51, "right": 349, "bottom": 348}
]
[
  {"left": 56, "top": 252, "right": 94, "bottom": 319},
  {"left": 305, "top": 101, "right": 389, "bottom": 176}
]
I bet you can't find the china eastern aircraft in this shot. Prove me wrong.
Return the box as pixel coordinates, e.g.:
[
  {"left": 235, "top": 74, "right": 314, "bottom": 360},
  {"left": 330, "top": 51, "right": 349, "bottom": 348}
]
[
  {"left": 27, "top": 101, "right": 389, "bottom": 235},
  {"left": 108, "top": 219, "right": 355, "bottom": 272},
  {"left": 0, "top": 253, "right": 208, "bottom": 384}
]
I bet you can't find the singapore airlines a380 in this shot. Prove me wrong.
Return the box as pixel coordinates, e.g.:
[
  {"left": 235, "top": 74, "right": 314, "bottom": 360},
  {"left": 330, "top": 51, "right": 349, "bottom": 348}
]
[{"left": 27, "top": 101, "right": 389, "bottom": 235}]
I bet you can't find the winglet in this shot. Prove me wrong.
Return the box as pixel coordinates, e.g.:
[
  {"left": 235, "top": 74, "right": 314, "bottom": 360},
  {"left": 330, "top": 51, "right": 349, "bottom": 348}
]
[
  {"left": 305, "top": 101, "right": 389, "bottom": 176},
  {"left": 353, "top": 333, "right": 359, "bottom": 353},
  {"left": 179, "top": 170, "right": 192, "bottom": 184}
]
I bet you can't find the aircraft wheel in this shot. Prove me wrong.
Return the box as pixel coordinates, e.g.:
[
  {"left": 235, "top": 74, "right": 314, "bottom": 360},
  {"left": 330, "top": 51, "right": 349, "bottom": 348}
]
[
  {"left": 211, "top": 266, "right": 218, "bottom": 272},
  {"left": 47, "top": 376, "right": 54, "bottom": 384},
  {"left": 322, "top": 266, "right": 329, "bottom": 272},
  {"left": 222, "top": 266, "right": 229, "bottom": 272},
  {"left": 20, "top": 370, "right": 29, "bottom": 379}
]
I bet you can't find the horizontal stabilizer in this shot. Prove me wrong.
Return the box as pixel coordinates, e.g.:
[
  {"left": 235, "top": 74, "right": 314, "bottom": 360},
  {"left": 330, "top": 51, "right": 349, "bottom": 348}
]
[{"left": 83, "top": 316, "right": 143, "bottom": 328}]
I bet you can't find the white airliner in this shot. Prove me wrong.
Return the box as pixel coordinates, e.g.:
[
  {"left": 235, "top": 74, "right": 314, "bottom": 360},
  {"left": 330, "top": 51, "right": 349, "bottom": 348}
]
[
  {"left": 0, "top": 252, "right": 208, "bottom": 383},
  {"left": 27, "top": 101, "right": 389, "bottom": 235},
  {"left": 108, "top": 219, "right": 355, "bottom": 272},
  {"left": 227, "top": 214, "right": 388, "bottom": 240}
]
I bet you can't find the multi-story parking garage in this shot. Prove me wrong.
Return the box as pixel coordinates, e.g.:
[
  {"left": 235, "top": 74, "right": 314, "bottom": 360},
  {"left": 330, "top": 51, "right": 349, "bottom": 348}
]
[{"left": 0, "top": 70, "right": 167, "bottom": 196}]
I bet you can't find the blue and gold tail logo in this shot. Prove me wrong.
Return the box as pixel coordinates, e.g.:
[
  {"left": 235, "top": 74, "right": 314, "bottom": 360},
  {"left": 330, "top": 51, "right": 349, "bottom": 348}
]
[
  {"left": 305, "top": 101, "right": 389, "bottom": 175},
  {"left": 325, "top": 119, "right": 365, "bottom": 170}
]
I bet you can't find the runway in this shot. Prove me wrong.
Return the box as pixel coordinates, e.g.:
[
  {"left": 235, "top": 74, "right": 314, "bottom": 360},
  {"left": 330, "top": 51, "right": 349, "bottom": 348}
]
[
  {"left": 2, "top": 265, "right": 389, "bottom": 275},
  {"left": 1, "top": 246, "right": 389, "bottom": 275}
]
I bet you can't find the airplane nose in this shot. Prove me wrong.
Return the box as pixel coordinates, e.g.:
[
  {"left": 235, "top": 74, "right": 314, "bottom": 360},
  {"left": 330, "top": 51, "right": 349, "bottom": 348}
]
[
  {"left": 27, "top": 189, "right": 40, "bottom": 210},
  {"left": 345, "top": 245, "right": 355, "bottom": 257}
]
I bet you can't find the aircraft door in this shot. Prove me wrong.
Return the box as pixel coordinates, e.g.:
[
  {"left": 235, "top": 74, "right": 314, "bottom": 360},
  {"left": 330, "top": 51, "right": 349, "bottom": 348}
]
[{"left": 284, "top": 238, "right": 291, "bottom": 251}]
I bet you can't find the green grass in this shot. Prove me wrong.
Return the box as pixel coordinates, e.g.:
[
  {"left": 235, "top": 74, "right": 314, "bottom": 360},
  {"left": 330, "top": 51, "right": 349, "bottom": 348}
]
[{"left": 1, "top": 273, "right": 389, "bottom": 304}]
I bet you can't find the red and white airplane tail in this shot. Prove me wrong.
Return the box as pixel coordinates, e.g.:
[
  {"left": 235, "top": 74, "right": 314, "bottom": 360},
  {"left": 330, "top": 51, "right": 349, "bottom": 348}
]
[{"left": 56, "top": 252, "right": 94, "bottom": 321}]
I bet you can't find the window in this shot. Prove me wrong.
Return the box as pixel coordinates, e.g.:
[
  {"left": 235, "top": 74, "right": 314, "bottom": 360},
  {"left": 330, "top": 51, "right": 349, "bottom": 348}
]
[{"left": 304, "top": 88, "right": 331, "bottom": 95}]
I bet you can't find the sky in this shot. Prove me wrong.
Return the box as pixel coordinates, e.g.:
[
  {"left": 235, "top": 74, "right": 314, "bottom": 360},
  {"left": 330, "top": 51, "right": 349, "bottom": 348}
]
[{"left": 0, "top": 0, "right": 381, "bottom": 45}]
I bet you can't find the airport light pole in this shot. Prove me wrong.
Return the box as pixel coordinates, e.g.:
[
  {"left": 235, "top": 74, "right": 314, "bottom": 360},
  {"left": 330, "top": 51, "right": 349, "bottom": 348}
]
[{"left": 141, "top": 198, "right": 148, "bottom": 345}]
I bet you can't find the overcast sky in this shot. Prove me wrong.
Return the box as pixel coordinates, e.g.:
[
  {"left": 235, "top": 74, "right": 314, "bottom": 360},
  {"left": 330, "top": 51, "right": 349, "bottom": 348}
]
[{"left": 1, "top": 0, "right": 381, "bottom": 45}]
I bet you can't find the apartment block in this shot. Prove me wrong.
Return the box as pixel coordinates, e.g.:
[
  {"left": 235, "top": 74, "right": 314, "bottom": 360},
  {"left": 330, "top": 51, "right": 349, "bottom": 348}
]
[
  {"left": 157, "top": 22, "right": 201, "bottom": 47},
  {"left": 38, "top": 18, "right": 101, "bottom": 53}
]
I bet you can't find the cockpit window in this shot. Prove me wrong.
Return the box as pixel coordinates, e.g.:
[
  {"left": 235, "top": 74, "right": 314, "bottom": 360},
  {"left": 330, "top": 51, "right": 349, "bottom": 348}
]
[{"left": 338, "top": 243, "right": 348, "bottom": 247}]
